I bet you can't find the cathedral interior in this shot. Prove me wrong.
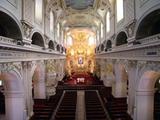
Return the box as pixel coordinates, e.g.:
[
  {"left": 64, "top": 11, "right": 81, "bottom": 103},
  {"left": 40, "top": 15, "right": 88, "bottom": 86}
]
[{"left": 0, "top": 0, "right": 160, "bottom": 120}]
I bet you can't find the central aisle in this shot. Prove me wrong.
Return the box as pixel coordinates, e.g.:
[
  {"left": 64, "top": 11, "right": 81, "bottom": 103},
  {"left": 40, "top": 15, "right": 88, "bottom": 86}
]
[{"left": 76, "top": 91, "right": 85, "bottom": 120}]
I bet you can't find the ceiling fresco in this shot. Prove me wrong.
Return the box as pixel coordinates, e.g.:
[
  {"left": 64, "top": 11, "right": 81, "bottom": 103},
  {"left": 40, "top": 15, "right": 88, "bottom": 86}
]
[
  {"left": 47, "top": 0, "right": 112, "bottom": 30},
  {"left": 64, "top": 0, "right": 95, "bottom": 10}
]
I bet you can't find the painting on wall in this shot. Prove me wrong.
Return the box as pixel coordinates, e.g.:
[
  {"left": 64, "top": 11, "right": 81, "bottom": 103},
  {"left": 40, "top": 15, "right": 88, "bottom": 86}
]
[{"left": 78, "top": 57, "right": 83, "bottom": 64}]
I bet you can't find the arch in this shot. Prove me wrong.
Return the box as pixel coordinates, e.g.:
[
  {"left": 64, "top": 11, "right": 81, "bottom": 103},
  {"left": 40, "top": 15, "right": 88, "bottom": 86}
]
[
  {"left": 96, "top": 46, "right": 99, "bottom": 53},
  {"left": 0, "top": 68, "right": 23, "bottom": 92},
  {"left": 56, "top": 44, "right": 60, "bottom": 51},
  {"left": 112, "top": 63, "right": 128, "bottom": 97},
  {"left": 155, "top": 77, "right": 160, "bottom": 90},
  {"left": 105, "top": 40, "right": 112, "bottom": 51},
  {"left": 31, "top": 32, "right": 44, "bottom": 47},
  {"left": 136, "top": 71, "right": 160, "bottom": 120},
  {"left": 48, "top": 40, "right": 54, "bottom": 50},
  {"left": 0, "top": 10, "right": 22, "bottom": 40},
  {"left": 101, "top": 44, "right": 104, "bottom": 51},
  {"left": 115, "top": 31, "right": 128, "bottom": 46},
  {"left": 136, "top": 9, "right": 160, "bottom": 39},
  {"left": 0, "top": 68, "right": 25, "bottom": 120},
  {"left": 138, "top": 71, "right": 160, "bottom": 91},
  {"left": 31, "top": 61, "right": 46, "bottom": 99},
  {"left": 154, "top": 77, "right": 160, "bottom": 120}
]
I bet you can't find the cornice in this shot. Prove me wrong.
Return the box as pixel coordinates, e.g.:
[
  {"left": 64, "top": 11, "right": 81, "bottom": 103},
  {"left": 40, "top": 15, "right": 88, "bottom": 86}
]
[
  {"left": 96, "top": 38, "right": 160, "bottom": 62},
  {"left": 0, "top": 49, "right": 65, "bottom": 63}
]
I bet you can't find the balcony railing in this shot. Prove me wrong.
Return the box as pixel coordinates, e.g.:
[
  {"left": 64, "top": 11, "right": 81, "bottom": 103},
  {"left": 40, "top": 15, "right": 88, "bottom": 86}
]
[
  {"left": 0, "top": 36, "right": 17, "bottom": 45},
  {"left": 0, "top": 36, "right": 66, "bottom": 56},
  {"left": 137, "top": 33, "right": 160, "bottom": 44}
]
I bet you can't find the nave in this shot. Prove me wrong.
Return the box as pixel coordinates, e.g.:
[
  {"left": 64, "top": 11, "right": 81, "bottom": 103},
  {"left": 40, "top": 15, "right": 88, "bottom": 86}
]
[
  {"left": 29, "top": 81, "right": 133, "bottom": 120},
  {"left": 0, "top": 0, "right": 160, "bottom": 120},
  {"left": 1, "top": 73, "right": 160, "bottom": 120}
]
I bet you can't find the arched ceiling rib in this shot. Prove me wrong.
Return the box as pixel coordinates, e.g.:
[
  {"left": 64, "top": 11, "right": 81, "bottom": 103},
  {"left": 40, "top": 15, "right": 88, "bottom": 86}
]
[{"left": 48, "top": 0, "right": 112, "bottom": 30}]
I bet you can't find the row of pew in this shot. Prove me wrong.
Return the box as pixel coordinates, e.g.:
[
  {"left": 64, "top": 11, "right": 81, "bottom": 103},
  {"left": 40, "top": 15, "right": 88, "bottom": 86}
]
[
  {"left": 105, "top": 97, "right": 132, "bottom": 120},
  {"left": 31, "top": 90, "right": 63, "bottom": 120},
  {"left": 54, "top": 91, "right": 77, "bottom": 120},
  {"left": 85, "top": 91, "right": 108, "bottom": 120},
  {"left": 98, "top": 87, "right": 132, "bottom": 120}
]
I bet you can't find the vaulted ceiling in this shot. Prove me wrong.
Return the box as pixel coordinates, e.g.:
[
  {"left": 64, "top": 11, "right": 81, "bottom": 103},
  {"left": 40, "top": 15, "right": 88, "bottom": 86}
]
[{"left": 47, "top": 0, "right": 112, "bottom": 31}]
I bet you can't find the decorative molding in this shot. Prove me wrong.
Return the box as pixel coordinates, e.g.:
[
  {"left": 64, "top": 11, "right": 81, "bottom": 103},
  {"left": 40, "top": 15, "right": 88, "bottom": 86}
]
[
  {"left": 145, "top": 61, "right": 160, "bottom": 72},
  {"left": 97, "top": 35, "right": 160, "bottom": 62},
  {"left": 0, "top": 62, "right": 22, "bottom": 73},
  {"left": 0, "top": 49, "right": 65, "bottom": 63},
  {"left": 140, "top": 0, "right": 150, "bottom": 7},
  {"left": 7, "top": 0, "right": 18, "bottom": 8},
  {"left": 21, "top": 20, "right": 33, "bottom": 41},
  {"left": 125, "top": 20, "right": 136, "bottom": 38},
  {"left": 0, "top": 63, "right": 14, "bottom": 72},
  {"left": 0, "top": 36, "right": 17, "bottom": 45}
]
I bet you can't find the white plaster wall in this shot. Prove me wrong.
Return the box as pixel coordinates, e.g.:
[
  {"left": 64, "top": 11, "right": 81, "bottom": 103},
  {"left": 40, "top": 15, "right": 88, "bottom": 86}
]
[
  {"left": 135, "top": 0, "right": 160, "bottom": 20},
  {"left": 0, "top": 0, "right": 22, "bottom": 20},
  {"left": 115, "top": 0, "right": 135, "bottom": 33},
  {"left": 23, "top": 0, "right": 34, "bottom": 24}
]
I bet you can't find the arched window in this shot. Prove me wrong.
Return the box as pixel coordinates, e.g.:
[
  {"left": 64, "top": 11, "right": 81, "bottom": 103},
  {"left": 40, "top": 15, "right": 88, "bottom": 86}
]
[
  {"left": 96, "top": 31, "right": 100, "bottom": 44},
  {"left": 31, "top": 32, "right": 44, "bottom": 47},
  {"left": 136, "top": 9, "right": 160, "bottom": 39},
  {"left": 50, "top": 11, "right": 54, "bottom": 33},
  {"left": 88, "top": 36, "right": 95, "bottom": 46},
  {"left": 116, "top": 0, "right": 124, "bottom": 22},
  {"left": 66, "top": 35, "right": 73, "bottom": 47},
  {"left": 35, "top": 0, "right": 43, "bottom": 23},
  {"left": 106, "top": 11, "right": 110, "bottom": 32},
  {"left": 57, "top": 23, "right": 60, "bottom": 40},
  {"left": 101, "top": 23, "right": 103, "bottom": 38},
  {"left": 116, "top": 32, "right": 127, "bottom": 46}
]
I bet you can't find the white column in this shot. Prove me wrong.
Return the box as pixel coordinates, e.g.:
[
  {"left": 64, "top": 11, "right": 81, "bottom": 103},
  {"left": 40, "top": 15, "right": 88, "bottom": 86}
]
[
  {"left": 34, "top": 81, "right": 46, "bottom": 99},
  {"left": 113, "top": 81, "right": 127, "bottom": 97},
  {"left": 112, "top": 63, "right": 127, "bottom": 98},
  {"left": 34, "top": 62, "right": 46, "bottom": 99},
  {"left": 46, "top": 72, "right": 57, "bottom": 97},
  {"left": 135, "top": 91, "right": 154, "bottom": 120},
  {"left": 22, "top": 62, "right": 33, "bottom": 119},
  {"left": 127, "top": 62, "right": 137, "bottom": 118},
  {"left": 5, "top": 91, "right": 25, "bottom": 120},
  {"left": 103, "top": 74, "right": 113, "bottom": 87}
]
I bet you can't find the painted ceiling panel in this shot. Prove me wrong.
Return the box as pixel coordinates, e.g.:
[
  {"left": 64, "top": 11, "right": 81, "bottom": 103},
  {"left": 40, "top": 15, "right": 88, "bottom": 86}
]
[{"left": 64, "top": 0, "right": 95, "bottom": 10}]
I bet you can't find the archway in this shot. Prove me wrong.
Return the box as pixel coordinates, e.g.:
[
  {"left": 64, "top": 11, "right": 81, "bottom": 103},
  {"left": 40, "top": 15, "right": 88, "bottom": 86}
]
[
  {"left": 136, "top": 9, "right": 160, "bottom": 39},
  {"left": 101, "top": 44, "right": 104, "bottom": 52},
  {"left": 32, "top": 63, "right": 46, "bottom": 99},
  {"left": 0, "top": 70, "right": 25, "bottom": 120},
  {"left": 136, "top": 71, "right": 160, "bottom": 120},
  {"left": 48, "top": 40, "right": 54, "bottom": 50},
  {"left": 0, "top": 11, "right": 22, "bottom": 40},
  {"left": 31, "top": 32, "right": 44, "bottom": 47},
  {"left": 113, "top": 63, "right": 128, "bottom": 98},
  {"left": 56, "top": 44, "right": 60, "bottom": 52},
  {"left": 116, "top": 32, "right": 128, "bottom": 46},
  {"left": 154, "top": 77, "right": 160, "bottom": 120},
  {"left": 105, "top": 40, "right": 112, "bottom": 51}
]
